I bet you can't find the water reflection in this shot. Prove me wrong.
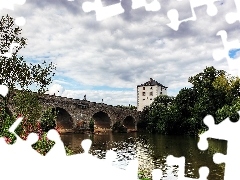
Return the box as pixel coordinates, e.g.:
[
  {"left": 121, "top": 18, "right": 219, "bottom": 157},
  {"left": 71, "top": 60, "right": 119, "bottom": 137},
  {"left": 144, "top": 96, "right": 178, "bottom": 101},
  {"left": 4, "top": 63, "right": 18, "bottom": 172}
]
[{"left": 60, "top": 132, "right": 227, "bottom": 179}]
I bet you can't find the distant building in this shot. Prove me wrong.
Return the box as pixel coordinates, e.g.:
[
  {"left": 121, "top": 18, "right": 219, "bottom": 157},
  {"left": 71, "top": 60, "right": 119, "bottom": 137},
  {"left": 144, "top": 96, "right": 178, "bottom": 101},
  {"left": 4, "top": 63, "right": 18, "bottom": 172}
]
[{"left": 137, "top": 78, "right": 168, "bottom": 111}]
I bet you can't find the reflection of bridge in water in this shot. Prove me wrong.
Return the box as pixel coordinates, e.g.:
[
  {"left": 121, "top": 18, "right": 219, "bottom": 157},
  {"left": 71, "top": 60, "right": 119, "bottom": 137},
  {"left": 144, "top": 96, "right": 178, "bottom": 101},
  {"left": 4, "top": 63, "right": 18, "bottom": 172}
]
[{"left": 11, "top": 93, "right": 140, "bottom": 133}]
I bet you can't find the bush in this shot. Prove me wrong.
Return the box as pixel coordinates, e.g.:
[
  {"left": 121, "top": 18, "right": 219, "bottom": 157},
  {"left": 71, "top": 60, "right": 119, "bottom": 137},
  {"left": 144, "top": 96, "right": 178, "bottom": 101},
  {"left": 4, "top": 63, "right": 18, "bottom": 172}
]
[
  {"left": 0, "top": 112, "right": 17, "bottom": 144},
  {"left": 40, "top": 108, "right": 57, "bottom": 132}
]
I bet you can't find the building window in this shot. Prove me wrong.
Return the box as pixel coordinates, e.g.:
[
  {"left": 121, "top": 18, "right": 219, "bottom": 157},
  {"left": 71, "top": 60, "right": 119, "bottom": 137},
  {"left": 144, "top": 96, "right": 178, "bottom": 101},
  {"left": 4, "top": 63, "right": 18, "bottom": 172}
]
[
  {"left": 150, "top": 98, "right": 152, "bottom": 100},
  {"left": 160, "top": 92, "right": 162, "bottom": 94},
  {"left": 143, "top": 87, "right": 145, "bottom": 90},
  {"left": 150, "top": 92, "right": 153, "bottom": 96},
  {"left": 142, "top": 92, "right": 146, "bottom": 96},
  {"left": 150, "top": 87, "right": 153, "bottom": 90},
  {"left": 143, "top": 99, "right": 145, "bottom": 100}
]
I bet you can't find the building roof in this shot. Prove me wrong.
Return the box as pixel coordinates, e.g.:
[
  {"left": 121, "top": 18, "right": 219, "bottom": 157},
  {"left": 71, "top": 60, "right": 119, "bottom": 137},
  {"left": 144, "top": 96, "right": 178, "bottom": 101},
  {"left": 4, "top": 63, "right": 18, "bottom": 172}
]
[{"left": 137, "top": 78, "right": 168, "bottom": 88}]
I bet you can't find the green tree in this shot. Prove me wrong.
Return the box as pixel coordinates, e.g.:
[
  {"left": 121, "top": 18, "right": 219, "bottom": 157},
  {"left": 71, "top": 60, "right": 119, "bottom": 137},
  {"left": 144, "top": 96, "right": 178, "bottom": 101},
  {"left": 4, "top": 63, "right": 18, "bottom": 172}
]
[
  {"left": 13, "top": 90, "right": 42, "bottom": 121},
  {"left": 0, "top": 15, "right": 56, "bottom": 98},
  {"left": 138, "top": 106, "right": 150, "bottom": 131},
  {"left": 171, "top": 88, "right": 198, "bottom": 135},
  {"left": 140, "top": 67, "right": 240, "bottom": 136},
  {"left": 216, "top": 97, "right": 240, "bottom": 123},
  {"left": 143, "top": 95, "right": 175, "bottom": 133},
  {"left": 188, "top": 66, "right": 229, "bottom": 133},
  {"left": 212, "top": 74, "right": 240, "bottom": 105},
  {"left": 0, "top": 15, "right": 56, "bottom": 144},
  {"left": 151, "top": 95, "right": 175, "bottom": 107},
  {"left": 174, "top": 87, "right": 196, "bottom": 119}
]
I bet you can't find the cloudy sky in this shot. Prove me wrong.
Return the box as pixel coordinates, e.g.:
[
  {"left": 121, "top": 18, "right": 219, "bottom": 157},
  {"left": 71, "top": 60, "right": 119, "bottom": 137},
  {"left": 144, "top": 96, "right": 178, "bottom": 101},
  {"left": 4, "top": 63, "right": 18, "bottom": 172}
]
[{"left": 0, "top": 0, "right": 240, "bottom": 106}]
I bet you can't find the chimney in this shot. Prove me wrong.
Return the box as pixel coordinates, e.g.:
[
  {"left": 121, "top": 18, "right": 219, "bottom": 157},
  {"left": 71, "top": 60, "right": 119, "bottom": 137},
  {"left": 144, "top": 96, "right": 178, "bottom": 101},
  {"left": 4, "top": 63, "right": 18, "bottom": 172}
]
[{"left": 150, "top": 78, "right": 153, "bottom": 82}]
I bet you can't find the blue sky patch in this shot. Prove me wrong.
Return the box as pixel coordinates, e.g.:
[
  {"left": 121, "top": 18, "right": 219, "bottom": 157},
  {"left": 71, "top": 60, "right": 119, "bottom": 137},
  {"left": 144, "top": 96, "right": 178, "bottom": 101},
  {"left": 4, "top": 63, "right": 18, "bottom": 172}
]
[{"left": 229, "top": 49, "right": 240, "bottom": 59}]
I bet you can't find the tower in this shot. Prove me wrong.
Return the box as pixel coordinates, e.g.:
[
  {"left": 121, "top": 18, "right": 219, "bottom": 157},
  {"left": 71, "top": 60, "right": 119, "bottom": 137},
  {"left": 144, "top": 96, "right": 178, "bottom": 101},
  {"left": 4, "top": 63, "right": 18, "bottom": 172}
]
[{"left": 137, "top": 78, "right": 167, "bottom": 111}]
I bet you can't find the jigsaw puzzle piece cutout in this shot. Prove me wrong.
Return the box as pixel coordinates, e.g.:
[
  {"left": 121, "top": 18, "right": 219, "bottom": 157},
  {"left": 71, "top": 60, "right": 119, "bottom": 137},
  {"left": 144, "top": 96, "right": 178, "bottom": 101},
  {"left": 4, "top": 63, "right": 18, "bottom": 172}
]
[
  {"left": 104, "top": 150, "right": 138, "bottom": 180},
  {"left": 45, "top": 129, "right": 66, "bottom": 157},
  {"left": 66, "top": 139, "right": 108, "bottom": 179},
  {"left": 151, "top": 169, "right": 163, "bottom": 180},
  {"left": 81, "top": 138, "right": 92, "bottom": 154},
  {"left": 167, "top": 0, "right": 220, "bottom": 31},
  {"left": 0, "top": 0, "right": 26, "bottom": 27},
  {"left": 166, "top": 155, "right": 209, "bottom": 179},
  {"left": 105, "top": 149, "right": 117, "bottom": 165},
  {"left": 190, "top": 0, "right": 219, "bottom": 16},
  {"left": 125, "top": 157, "right": 139, "bottom": 180},
  {"left": 225, "top": 0, "right": 240, "bottom": 24},
  {"left": 213, "top": 146, "right": 240, "bottom": 179},
  {"left": 0, "top": 137, "right": 12, "bottom": 166},
  {"left": 166, "top": 0, "right": 195, "bottom": 31},
  {"left": 212, "top": 141, "right": 240, "bottom": 179},
  {"left": 0, "top": 0, "right": 26, "bottom": 10},
  {"left": 0, "top": 84, "right": 9, "bottom": 97},
  {"left": 82, "top": 0, "right": 125, "bottom": 21},
  {"left": 24, "top": 132, "right": 42, "bottom": 157},
  {"left": 0, "top": 131, "right": 42, "bottom": 179},
  {"left": 65, "top": 138, "right": 139, "bottom": 180},
  {"left": 18, "top": 132, "right": 43, "bottom": 180},
  {"left": 198, "top": 114, "right": 240, "bottom": 148},
  {"left": 198, "top": 112, "right": 240, "bottom": 179},
  {"left": 8, "top": 117, "right": 24, "bottom": 143},
  {"left": 0, "top": 138, "right": 17, "bottom": 179},
  {"left": 42, "top": 129, "right": 69, "bottom": 179},
  {"left": 212, "top": 30, "right": 240, "bottom": 76},
  {"left": 8, "top": 117, "right": 42, "bottom": 157},
  {"left": 131, "top": 0, "right": 161, "bottom": 12}
]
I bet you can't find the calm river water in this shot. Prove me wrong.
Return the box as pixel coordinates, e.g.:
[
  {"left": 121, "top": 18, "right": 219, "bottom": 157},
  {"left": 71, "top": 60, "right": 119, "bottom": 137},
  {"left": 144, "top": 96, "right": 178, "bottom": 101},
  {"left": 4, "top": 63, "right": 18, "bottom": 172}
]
[{"left": 60, "top": 132, "right": 227, "bottom": 179}]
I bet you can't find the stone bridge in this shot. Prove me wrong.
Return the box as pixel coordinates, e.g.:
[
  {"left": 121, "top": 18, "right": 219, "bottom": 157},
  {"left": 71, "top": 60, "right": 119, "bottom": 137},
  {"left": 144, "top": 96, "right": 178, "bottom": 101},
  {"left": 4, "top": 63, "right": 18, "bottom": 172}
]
[{"left": 33, "top": 94, "right": 141, "bottom": 133}]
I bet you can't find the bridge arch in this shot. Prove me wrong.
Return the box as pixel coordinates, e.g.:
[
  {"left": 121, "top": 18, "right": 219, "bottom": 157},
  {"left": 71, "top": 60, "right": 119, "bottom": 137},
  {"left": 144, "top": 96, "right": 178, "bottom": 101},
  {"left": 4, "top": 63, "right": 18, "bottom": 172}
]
[
  {"left": 54, "top": 107, "right": 74, "bottom": 129},
  {"left": 92, "top": 111, "right": 112, "bottom": 129},
  {"left": 123, "top": 116, "right": 136, "bottom": 129}
]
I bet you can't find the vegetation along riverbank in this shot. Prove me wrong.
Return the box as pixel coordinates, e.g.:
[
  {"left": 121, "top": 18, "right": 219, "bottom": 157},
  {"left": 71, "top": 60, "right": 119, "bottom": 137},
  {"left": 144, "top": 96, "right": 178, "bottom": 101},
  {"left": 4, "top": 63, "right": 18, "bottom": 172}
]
[{"left": 138, "top": 66, "right": 240, "bottom": 136}]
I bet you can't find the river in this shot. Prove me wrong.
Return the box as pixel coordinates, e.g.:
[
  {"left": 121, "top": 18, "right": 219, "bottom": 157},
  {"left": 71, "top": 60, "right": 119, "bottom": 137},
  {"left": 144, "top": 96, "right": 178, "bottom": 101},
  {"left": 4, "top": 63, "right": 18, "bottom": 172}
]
[{"left": 60, "top": 132, "right": 227, "bottom": 179}]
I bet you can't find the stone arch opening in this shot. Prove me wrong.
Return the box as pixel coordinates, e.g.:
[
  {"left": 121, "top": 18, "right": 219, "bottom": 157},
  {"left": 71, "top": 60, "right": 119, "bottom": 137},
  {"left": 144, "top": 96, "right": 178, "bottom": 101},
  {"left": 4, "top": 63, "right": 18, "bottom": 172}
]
[
  {"left": 53, "top": 107, "right": 73, "bottom": 129},
  {"left": 92, "top": 111, "right": 111, "bottom": 129},
  {"left": 123, "top": 116, "right": 135, "bottom": 129}
]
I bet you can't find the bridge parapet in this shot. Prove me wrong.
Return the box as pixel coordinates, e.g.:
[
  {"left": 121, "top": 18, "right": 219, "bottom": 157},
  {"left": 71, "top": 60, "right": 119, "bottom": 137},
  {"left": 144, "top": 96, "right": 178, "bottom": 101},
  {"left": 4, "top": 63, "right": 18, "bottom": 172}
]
[{"left": 8, "top": 91, "right": 141, "bottom": 132}]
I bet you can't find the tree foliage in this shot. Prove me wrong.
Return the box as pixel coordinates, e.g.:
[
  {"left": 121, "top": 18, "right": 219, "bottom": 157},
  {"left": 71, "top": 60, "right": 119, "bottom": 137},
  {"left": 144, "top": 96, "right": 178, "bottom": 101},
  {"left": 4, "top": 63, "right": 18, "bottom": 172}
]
[
  {"left": 139, "top": 66, "right": 240, "bottom": 136},
  {"left": 0, "top": 15, "right": 75, "bottom": 155},
  {"left": 0, "top": 15, "right": 56, "bottom": 144},
  {"left": 216, "top": 97, "right": 240, "bottom": 123},
  {"left": 140, "top": 95, "right": 175, "bottom": 134},
  {"left": 0, "top": 15, "right": 56, "bottom": 95},
  {"left": 40, "top": 108, "right": 57, "bottom": 132},
  {"left": 13, "top": 90, "right": 42, "bottom": 121}
]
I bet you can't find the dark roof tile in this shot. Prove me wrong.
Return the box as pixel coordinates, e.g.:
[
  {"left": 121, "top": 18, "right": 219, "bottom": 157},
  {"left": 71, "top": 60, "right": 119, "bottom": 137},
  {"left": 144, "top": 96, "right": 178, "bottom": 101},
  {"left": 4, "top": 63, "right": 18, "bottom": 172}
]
[{"left": 137, "top": 78, "right": 168, "bottom": 88}]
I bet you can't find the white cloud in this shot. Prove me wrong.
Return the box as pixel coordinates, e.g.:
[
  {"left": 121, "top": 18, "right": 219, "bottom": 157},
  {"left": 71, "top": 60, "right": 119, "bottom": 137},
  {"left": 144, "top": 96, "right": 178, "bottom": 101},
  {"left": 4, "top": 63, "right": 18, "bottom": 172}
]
[
  {"left": 0, "top": 0, "right": 237, "bottom": 106},
  {"left": 46, "top": 84, "right": 65, "bottom": 96}
]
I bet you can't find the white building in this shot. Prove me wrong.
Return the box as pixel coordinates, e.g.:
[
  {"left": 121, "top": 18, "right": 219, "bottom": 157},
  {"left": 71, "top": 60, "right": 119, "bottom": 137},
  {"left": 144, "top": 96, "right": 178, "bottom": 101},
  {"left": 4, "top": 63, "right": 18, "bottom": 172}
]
[{"left": 137, "top": 78, "right": 168, "bottom": 111}]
